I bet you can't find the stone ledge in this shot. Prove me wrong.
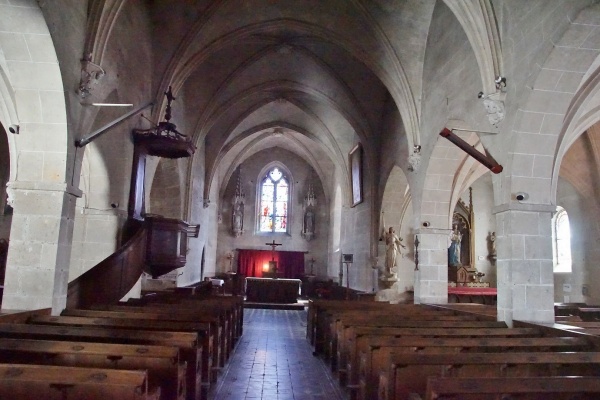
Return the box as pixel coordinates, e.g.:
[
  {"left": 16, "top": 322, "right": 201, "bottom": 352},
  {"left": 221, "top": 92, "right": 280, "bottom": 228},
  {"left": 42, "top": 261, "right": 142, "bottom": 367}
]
[
  {"left": 493, "top": 202, "right": 556, "bottom": 214},
  {"left": 7, "top": 180, "right": 83, "bottom": 198}
]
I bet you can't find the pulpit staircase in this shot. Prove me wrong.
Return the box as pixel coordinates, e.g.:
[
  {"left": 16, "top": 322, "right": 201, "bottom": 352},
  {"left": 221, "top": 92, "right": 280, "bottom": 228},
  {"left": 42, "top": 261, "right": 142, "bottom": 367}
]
[{"left": 67, "top": 88, "right": 197, "bottom": 309}]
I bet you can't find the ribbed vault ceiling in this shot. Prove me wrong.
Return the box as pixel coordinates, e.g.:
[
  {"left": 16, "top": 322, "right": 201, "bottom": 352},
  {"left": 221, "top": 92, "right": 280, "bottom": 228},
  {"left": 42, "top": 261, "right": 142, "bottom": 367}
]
[{"left": 146, "top": 0, "right": 410, "bottom": 201}]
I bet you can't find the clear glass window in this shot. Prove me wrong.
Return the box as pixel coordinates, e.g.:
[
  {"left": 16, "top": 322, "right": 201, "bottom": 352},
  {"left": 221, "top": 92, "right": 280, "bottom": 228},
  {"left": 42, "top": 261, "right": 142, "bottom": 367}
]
[{"left": 553, "top": 207, "right": 572, "bottom": 273}]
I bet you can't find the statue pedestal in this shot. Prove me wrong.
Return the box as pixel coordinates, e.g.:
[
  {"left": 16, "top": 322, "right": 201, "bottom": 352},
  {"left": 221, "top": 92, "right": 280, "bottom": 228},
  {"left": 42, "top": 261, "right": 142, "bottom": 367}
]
[
  {"left": 379, "top": 276, "right": 398, "bottom": 290},
  {"left": 376, "top": 280, "right": 414, "bottom": 304}
]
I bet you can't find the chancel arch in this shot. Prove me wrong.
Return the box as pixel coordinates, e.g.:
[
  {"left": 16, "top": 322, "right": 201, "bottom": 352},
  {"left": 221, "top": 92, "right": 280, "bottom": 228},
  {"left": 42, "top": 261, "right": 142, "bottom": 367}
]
[
  {"left": 214, "top": 121, "right": 339, "bottom": 208},
  {"left": 214, "top": 147, "right": 329, "bottom": 282},
  {"left": 195, "top": 80, "right": 373, "bottom": 203}
]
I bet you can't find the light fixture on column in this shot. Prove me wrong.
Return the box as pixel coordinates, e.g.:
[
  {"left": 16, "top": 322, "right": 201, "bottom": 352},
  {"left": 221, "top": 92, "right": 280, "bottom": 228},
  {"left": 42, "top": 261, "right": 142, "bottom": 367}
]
[
  {"left": 495, "top": 76, "right": 507, "bottom": 90},
  {"left": 515, "top": 192, "right": 529, "bottom": 202}
]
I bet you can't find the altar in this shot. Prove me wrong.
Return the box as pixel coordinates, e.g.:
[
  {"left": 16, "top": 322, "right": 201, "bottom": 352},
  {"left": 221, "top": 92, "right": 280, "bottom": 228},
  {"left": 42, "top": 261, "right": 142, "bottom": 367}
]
[
  {"left": 448, "top": 286, "right": 497, "bottom": 305},
  {"left": 245, "top": 277, "right": 301, "bottom": 303}
]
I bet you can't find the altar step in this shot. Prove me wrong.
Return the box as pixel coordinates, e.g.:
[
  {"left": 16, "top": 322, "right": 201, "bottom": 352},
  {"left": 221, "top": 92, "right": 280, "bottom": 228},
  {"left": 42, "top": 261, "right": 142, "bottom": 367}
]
[{"left": 243, "top": 299, "right": 307, "bottom": 310}]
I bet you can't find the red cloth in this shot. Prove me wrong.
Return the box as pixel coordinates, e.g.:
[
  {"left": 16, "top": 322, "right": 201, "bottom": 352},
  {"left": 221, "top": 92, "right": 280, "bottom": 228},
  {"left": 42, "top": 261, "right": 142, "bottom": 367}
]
[
  {"left": 448, "top": 287, "right": 497, "bottom": 296},
  {"left": 237, "top": 249, "right": 305, "bottom": 279}
]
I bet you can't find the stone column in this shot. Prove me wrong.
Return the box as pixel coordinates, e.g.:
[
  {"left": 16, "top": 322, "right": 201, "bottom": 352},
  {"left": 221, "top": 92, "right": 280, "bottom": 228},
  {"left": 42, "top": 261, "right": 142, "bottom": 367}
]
[
  {"left": 414, "top": 228, "right": 449, "bottom": 304},
  {"left": 2, "top": 181, "right": 80, "bottom": 314},
  {"left": 494, "top": 204, "right": 555, "bottom": 325}
]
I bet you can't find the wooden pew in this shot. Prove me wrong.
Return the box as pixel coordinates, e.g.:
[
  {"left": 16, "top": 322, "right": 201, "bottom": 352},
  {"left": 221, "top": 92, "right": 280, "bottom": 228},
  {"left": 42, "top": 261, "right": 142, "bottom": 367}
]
[
  {"left": 577, "top": 308, "right": 600, "bottom": 321},
  {"left": 313, "top": 303, "right": 457, "bottom": 342},
  {"left": 124, "top": 295, "right": 244, "bottom": 346},
  {"left": 27, "top": 315, "right": 214, "bottom": 399},
  {"left": 425, "top": 376, "right": 600, "bottom": 399},
  {"left": 379, "top": 351, "right": 600, "bottom": 400},
  {"left": 339, "top": 326, "right": 540, "bottom": 395},
  {"left": 0, "top": 338, "right": 184, "bottom": 400},
  {"left": 561, "top": 321, "right": 600, "bottom": 328},
  {"left": 109, "top": 299, "right": 239, "bottom": 360},
  {"left": 62, "top": 308, "right": 226, "bottom": 372},
  {"left": 341, "top": 325, "right": 541, "bottom": 387},
  {"left": 314, "top": 304, "right": 481, "bottom": 361},
  {"left": 355, "top": 335, "right": 591, "bottom": 400},
  {"left": 0, "top": 323, "right": 205, "bottom": 400},
  {"left": 554, "top": 302, "right": 586, "bottom": 317},
  {"left": 0, "top": 363, "right": 160, "bottom": 400},
  {"left": 308, "top": 301, "right": 453, "bottom": 350},
  {"left": 316, "top": 307, "right": 479, "bottom": 361},
  {"left": 333, "top": 317, "right": 507, "bottom": 377}
]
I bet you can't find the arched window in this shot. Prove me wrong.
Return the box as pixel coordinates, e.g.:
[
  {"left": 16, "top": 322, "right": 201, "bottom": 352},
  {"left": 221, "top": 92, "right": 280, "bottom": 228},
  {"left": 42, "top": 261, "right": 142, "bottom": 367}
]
[
  {"left": 553, "top": 207, "right": 572, "bottom": 273},
  {"left": 258, "top": 167, "right": 289, "bottom": 233}
]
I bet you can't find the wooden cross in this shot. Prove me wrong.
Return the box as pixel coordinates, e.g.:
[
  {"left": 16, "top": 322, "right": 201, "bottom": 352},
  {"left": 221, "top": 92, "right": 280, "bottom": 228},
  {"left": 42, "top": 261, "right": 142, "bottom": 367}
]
[{"left": 266, "top": 239, "right": 282, "bottom": 261}]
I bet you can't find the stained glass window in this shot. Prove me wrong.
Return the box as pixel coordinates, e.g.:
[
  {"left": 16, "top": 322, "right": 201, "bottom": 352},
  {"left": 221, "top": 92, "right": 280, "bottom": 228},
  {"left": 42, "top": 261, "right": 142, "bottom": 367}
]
[{"left": 259, "top": 167, "right": 289, "bottom": 233}]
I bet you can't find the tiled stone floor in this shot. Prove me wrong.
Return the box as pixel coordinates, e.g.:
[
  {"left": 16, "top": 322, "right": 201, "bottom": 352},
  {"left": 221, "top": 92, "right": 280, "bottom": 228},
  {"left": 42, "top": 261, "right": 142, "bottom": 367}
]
[{"left": 209, "top": 308, "right": 345, "bottom": 400}]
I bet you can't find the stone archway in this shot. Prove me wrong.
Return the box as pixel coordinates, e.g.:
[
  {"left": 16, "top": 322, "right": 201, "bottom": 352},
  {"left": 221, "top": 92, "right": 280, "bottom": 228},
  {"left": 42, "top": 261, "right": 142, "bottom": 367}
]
[
  {"left": 0, "top": 123, "right": 11, "bottom": 289},
  {"left": 0, "top": 2, "right": 75, "bottom": 313},
  {"left": 497, "top": 3, "right": 600, "bottom": 324},
  {"left": 377, "top": 165, "right": 414, "bottom": 302}
]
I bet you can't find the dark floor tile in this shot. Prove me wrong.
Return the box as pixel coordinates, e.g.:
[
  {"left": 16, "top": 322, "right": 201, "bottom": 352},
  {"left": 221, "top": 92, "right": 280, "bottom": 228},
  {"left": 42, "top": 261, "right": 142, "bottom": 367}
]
[{"left": 210, "top": 309, "right": 345, "bottom": 400}]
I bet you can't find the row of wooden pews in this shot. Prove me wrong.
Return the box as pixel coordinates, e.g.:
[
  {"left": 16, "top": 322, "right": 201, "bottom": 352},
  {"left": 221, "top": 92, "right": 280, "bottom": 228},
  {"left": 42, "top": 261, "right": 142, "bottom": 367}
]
[
  {"left": 309, "top": 299, "right": 600, "bottom": 400},
  {"left": 554, "top": 302, "right": 600, "bottom": 337},
  {"left": 0, "top": 287, "right": 243, "bottom": 400}
]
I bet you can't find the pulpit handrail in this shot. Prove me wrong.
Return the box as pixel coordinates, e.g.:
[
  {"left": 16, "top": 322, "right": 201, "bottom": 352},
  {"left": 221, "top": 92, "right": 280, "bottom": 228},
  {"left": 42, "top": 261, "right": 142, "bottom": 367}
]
[{"left": 66, "top": 224, "right": 147, "bottom": 309}]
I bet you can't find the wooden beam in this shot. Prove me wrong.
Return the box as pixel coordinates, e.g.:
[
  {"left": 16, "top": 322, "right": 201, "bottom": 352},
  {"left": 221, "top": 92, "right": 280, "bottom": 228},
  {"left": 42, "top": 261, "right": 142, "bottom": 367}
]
[{"left": 439, "top": 128, "right": 503, "bottom": 174}]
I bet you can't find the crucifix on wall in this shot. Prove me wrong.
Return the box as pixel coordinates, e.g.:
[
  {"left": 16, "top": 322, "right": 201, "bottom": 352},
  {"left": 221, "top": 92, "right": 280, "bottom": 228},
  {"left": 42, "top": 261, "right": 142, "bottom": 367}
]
[{"left": 265, "top": 239, "right": 282, "bottom": 274}]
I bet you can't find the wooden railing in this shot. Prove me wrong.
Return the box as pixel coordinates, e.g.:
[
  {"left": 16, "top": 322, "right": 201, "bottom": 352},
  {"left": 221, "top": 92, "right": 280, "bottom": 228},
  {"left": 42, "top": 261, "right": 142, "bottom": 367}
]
[{"left": 66, "top": 224, "right": 148, "bottom": 309}]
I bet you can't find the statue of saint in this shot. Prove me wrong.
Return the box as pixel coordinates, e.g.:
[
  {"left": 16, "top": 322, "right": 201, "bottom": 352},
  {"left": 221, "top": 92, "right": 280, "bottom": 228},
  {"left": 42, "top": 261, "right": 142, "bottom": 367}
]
[
  {"left": 232, "top": 202, "right": 243, "bottom": 237},
  {"left": 448, "top": 224, "right": 462, "bottom": 266},
  {"left": 305, "top": 209, "right": 314, "bottom": 233},
  {"left": 383, "top": 226, "right": 405, "bottom": 276}
]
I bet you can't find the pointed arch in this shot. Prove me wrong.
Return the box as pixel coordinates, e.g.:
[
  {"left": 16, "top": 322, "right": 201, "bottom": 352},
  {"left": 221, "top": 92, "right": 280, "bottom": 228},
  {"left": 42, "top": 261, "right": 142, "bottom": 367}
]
[
  {"left": 443, "top": 0, "right": 502, "bottom": 95},
  {"left": 84, "top": 0, "right": 127, "bottom": 65},
  {"left": 156, "top": 17, "right": 420, "bottom": 149}
]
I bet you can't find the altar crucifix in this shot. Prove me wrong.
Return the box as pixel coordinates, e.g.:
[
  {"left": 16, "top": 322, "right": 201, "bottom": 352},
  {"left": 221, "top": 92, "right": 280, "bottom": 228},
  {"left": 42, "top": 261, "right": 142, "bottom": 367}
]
[{"left": 265, "top": 239, "right": 282, "bottom": 275}]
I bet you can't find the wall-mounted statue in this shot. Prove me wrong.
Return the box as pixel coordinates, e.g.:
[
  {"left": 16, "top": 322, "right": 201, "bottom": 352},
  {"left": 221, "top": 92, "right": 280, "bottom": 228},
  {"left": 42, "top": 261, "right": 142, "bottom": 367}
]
[
  {"left": 448, "top": 223, "right": 462, "bottom": 266},
  {"left": 301, "top": 183, "right": 317, "bottom": 241},
  {"left": 382, "top": 226, "right": 405, "bottom": 278},
  {"left": 231, "top": 168, "right": 245, "bottom": 237},
  {"left": 488, "top": 231, "right": 497, "bottom": 263}
]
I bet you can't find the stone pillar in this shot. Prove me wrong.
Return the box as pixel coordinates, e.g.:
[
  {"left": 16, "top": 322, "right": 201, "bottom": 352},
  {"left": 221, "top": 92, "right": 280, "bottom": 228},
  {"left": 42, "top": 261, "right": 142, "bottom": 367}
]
[
  {"left": 414, "top": 229, "right": 449, "bottom": 304},
  {"left": 2, "top": 181, "right": 80, "bottom": 314},
  {"left": 494, "top": 204, "right": 555, "bottom": 324}
]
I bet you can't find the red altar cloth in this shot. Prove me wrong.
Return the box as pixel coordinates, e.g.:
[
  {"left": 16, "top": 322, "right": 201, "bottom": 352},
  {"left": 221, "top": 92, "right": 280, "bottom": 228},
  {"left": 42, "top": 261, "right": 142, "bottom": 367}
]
[
  {"left": 448, "top": 287, "right": 497, "bottom": 296},
  {"left": 448, "top": 287, "right": 497, "bottom": 305}
]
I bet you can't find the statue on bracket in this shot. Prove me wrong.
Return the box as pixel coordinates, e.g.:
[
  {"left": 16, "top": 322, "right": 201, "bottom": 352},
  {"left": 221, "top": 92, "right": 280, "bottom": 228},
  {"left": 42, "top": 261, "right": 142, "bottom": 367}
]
[
  {"left": 382, "top": 226, "right": 406, "bottom": 279},
  {"left": 231, "top": 168, "right": 245, "bottom": 237},
  {"left": 301, "top": 183, "right": 317, "bottom": 241}
]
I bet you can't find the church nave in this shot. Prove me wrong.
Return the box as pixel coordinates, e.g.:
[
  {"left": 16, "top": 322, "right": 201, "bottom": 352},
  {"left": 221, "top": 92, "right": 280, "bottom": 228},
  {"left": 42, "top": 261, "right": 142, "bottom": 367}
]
[{"left": 210, "top": 309, "right": 344, "bottom": 400}]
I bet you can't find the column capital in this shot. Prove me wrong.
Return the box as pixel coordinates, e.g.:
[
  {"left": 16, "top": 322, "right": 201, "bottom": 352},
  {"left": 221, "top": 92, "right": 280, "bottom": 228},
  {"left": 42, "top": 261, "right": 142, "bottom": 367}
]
[{"left": 493, "top": 202, "right": 556, "bottom": 214}]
